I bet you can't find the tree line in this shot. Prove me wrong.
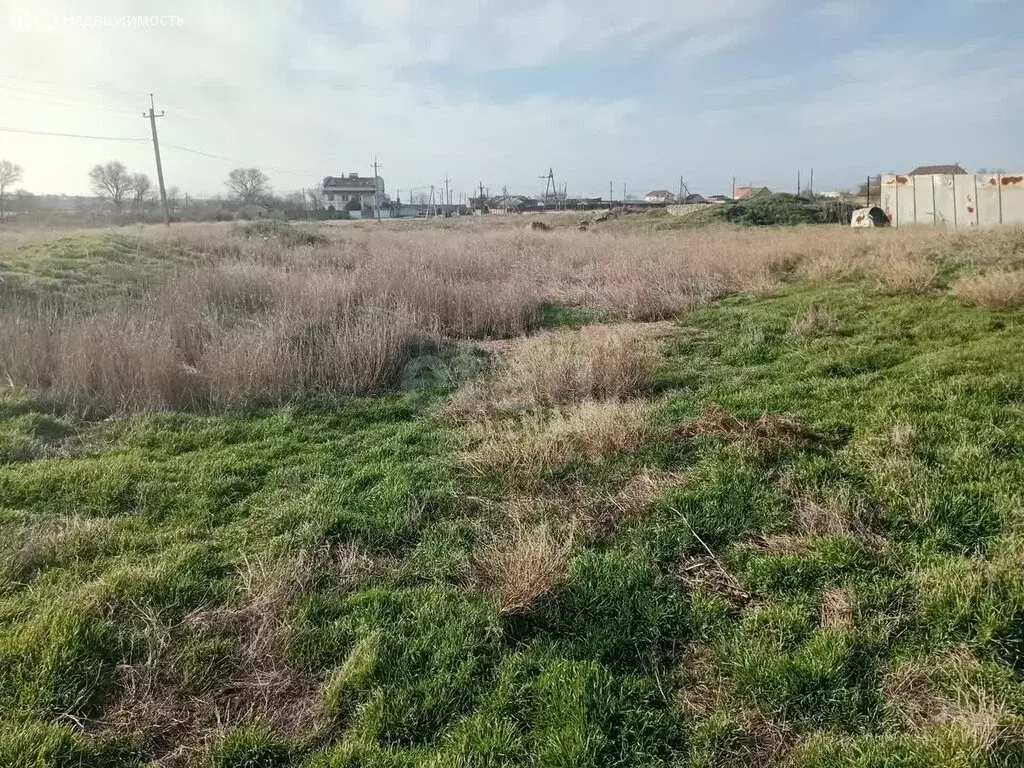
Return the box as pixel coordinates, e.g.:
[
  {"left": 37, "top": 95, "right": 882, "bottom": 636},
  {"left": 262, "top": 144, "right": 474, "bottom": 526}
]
[{"left": 0, "top": 157, "right": 313, "bottom": 222}]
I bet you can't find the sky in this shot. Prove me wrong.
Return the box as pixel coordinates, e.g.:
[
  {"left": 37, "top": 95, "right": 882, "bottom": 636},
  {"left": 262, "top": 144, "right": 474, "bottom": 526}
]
[{"left": 1, "top": 0, "right": 1021, "bottom": 200}]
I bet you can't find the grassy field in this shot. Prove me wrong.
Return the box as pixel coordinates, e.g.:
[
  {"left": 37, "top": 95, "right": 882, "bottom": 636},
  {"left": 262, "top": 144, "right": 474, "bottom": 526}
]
[{"left": 2, "top": 219, "right": 1024, "bottom": 766}]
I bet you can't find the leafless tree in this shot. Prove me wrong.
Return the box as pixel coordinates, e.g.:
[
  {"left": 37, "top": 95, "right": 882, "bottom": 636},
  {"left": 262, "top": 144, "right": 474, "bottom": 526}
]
[
  {"left": 89, "top": 161, "right": 134, "bottom": 211},
  {"left": 0, "top": 159, "right": 24, "bottom": 221},
  {"left": 226, "top": 168, "right": 270, "bottom": 204},
  {"left": 131, "top": 172, "right": 153, "bottom": 209},
  {"left": 305, "top": 186, "right": 323, "bottom": 210},
  {"left": 166, "top": 185, "right": 182, "bottom": 215}
]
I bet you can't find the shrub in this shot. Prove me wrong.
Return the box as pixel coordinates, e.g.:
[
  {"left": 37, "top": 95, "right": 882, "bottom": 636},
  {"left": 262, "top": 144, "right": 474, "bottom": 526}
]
[{"left": 711, "top": 194, "right": 822, "bottom": 227}]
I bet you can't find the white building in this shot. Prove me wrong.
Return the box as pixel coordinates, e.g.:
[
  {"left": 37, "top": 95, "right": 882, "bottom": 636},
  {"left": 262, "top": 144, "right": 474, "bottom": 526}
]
[
  {"left": 643, "top": 189, "right": 677, "bottom": 204},
  {"left": 322, "top": 173, "right": 386, "bottom": 211}
]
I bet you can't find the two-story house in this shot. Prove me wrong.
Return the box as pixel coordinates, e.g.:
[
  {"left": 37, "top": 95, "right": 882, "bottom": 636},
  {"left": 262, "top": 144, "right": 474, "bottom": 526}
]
[{"left": 322, "top": 173, "right": 386, "bottom": 211}]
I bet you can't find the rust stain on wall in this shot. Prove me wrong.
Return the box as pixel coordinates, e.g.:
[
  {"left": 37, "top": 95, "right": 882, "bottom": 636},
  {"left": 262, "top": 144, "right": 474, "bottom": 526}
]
[{"left": 1001, "top": 175, "right": 1023, "bottom": 186}]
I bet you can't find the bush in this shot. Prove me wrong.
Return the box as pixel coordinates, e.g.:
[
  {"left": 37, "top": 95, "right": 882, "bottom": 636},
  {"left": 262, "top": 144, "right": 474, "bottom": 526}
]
[{"left": 712, "top": 194, "right": 822, "bottom": 227}]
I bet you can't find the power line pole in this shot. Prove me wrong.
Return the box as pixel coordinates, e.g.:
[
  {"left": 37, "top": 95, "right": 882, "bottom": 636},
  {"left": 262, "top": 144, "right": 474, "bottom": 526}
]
[
  {"left": 443, "top": 173, "right": 451, "bottom": 217},
  {"left": 142, "top": 93, "right": 169, "bottom": 225},
  {"left": 797, "top": 170, "right": 801, "bottom": 197},
  {"left": 809, "top": 168, "right": 814, "bottom": 198},
  {"left": 609, "top": 181, "right": 613, "bottom": 207},
  {"left": 371, "top": 156, "right": 383, "bottom": 221},
  {"left": 732, "top": 176, "right": 736, "bottom": 200}
]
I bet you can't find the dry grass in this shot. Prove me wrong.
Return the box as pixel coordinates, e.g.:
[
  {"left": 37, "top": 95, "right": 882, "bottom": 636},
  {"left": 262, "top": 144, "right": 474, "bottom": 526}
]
[
  {"left": 788, "top": 305, "right": 837, "bottom": 337},
  {"left": 871, "top": 251, "right": 937, "bottom": 295},
  {"left": 500, "top": 327, "right": 654, "bottom": 407},
  {"left": 674, "top": 405, "right": 820, "bottom": 452},
  {"left": 4, "top": 222, "right": 1023, "bottom": 412},
  {"left": 953, "top": 269, "right": 1024, "bottom": 309},
  {"left": 98, "top": 546, "right": 353, "bottom": 764},
  {"left": 819, "top": 587, "right": 853, "bottom": 629},
  {"left": 474, "top": 523, "right": 573, "bottom": 613},
  {"left": 464, "top": 401, "right": 652, "bottom": 477},
  {"left": 883, "top": 650, "right": 1012, "bottom": 749}
]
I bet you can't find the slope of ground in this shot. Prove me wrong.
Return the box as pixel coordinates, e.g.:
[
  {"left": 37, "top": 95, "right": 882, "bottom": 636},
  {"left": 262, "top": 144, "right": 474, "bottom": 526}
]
[{"left": 1, "top": 223, "right": 1024, "bottom": 766}]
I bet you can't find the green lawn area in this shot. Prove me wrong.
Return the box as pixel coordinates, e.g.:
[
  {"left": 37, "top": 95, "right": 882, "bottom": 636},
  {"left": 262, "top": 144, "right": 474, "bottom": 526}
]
[{"left": 2, "top": 235, "right": 1024, "bottom": 766}]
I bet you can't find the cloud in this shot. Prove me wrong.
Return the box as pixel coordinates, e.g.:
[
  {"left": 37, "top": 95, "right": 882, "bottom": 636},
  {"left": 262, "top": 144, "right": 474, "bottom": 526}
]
[{"left": 0, "top": 0, "right": 1020, "bottom": 199}]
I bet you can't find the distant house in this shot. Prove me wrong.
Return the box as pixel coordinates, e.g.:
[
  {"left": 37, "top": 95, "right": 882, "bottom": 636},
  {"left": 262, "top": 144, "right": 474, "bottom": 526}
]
[
  {"left": 706, "top": 194, "right": 731, "bottom": 203},
  {"left": 908, "top": 164, "right": 968, "bottom": 176},
  {"left": 733, "top": 186, "right": 771, "bottom": 201},
  {"left": 681, "top": 193, "right": 708, "bottom": 205},
  {"left": 322, "top": 173, "right": 386, "bottom": 211},
  {"left": 643, "top": 190, "right": 677, "bottom": 204}
]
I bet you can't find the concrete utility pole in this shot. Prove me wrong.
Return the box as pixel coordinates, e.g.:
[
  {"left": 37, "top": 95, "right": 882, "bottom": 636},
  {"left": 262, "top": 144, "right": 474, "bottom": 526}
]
[
  {"left": 679, "top": 176, "right": 684, "bottom": 205},
  {"left": 371, "top": 156, "right": 383, "bottom": 221},
  {"left": 443, "top": 173, "right": 451, "bottom": 216},
  {"left": 143, "top": 93, "right": 170, "bottom": 225},
  {"left": 609, "top": 181, "right": 613, "bottom": 206}
]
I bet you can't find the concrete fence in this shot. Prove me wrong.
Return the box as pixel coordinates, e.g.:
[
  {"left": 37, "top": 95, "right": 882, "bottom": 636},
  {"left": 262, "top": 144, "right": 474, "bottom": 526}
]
[{"left": 879, "top": 173, "right": 1024, "bottom": 227}]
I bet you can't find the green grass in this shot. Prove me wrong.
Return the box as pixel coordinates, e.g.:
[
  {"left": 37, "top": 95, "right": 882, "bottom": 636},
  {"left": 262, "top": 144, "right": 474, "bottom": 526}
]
[
  {"left": 3, "top": 240, "right": 1024, "bottom": 764},
  {"left": 0, "top": 230, "right": 200, "bottom": 302}
]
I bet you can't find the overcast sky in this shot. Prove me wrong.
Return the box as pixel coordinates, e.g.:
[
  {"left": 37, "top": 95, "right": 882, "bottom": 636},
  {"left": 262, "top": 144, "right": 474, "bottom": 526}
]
[{"left": 1, "top": 0, "right": 1021, "bottom": 199}]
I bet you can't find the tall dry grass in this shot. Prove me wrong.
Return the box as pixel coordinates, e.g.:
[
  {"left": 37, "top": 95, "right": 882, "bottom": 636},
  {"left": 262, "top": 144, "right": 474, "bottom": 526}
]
[
  {"left": 500, "top": 327, "right": 654, "bottom": 407},
  {"left": 2, "top": 221, "right": 1022, "bottom": 412},
  {"left": 953, "top": 270, "right": 1024, "bottom": 309}
]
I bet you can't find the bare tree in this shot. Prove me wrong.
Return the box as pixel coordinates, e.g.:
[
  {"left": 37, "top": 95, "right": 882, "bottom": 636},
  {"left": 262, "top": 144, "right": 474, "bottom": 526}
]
[
  {"left": 0, "top": 159, "right": 24, "bottom": 221},
  {"left": 89, "top": 161, "right": 134, "bottom": 211},
  {"left": 305, "top": 186, "right": 323, "bottom": 210},
  {"left": 131, "top": 172, "right": 153, "bottom": 209},
  {"left": 166, "top": 185, "right": 182, "bottom": 215},
  {"left": 226, "top": 168, "right": 270, "bottom": 204}
]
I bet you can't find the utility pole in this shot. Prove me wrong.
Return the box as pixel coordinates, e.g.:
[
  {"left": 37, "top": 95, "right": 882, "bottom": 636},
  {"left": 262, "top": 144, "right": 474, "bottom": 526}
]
[
  {"left": 609, "top": 181, "right": 613, "bottom": 207},
  {"left": 143, "top": 93, "right": 170, "bottom": 225},
  {"left": 679, "top": 176, "right": 684, "bottom": 205},
  {"left": 443, "top": 173, "right": 451, "bottom": 217},
  {"left": 809, "top": 168, "right": 814, "bottom": 198},
  {"left": 371, "top": 156, "right": 383, "bottom": 221},
  {"left": 732, "top": 176, "right": 736, "bottom": 200},
  {"left": 797, "top": 170, "right": 801, "bottom": 197},
  {"left": 622, "top": 182, "right": 626, "bottom": 204}
]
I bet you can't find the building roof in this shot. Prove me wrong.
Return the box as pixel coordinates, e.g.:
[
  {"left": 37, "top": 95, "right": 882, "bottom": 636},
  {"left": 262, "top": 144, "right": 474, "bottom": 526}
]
[
  {"left": 908, "top": 164, "right": 968, "bottom": 176},
  {"left": 644, "top": 189, "right": 676, "bottom": 199},
  {"left": 733, "top": 186, "right": 771, "bottom": 200},
  {"left": 323, "top": 175, "right": 380, "bottom": 190}
]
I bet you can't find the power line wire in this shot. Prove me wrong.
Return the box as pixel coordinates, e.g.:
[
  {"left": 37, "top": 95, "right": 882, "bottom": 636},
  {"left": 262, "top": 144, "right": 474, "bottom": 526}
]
[
  {"left": 163, "top": 143, "right": 320, "bottom": 178},
  {"left": 0, "top": 126, "right": 149, "bottom": 142},
  {"left": 0, "top": 89, "right": 140, "bottom": 115}
]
